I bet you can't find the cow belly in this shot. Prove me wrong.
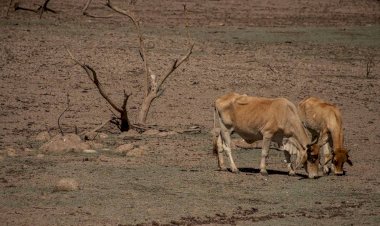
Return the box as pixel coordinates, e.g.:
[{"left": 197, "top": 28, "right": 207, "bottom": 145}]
[{"left": 234, "top": 128, "right": 263, "bottom": 144}]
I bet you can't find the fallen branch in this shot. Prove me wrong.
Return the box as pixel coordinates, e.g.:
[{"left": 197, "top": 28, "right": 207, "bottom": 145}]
[
  {"left": 80, "top": 118, "right": 112, "bottom": 136},
  {"left": 14, "top": 0, "right": 57, "bottom": 18}
]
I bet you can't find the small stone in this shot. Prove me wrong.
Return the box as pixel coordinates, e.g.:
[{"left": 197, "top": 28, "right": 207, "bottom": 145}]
[
  {"left": 54, "top": 178, "right": 80, "bottom": 192},
  {"left": 83, "top": 149, "right": 97, "bottom": 154},
  {"left": 126, "top": 148, "right": 146, "bottom": 157},
  {"left": 36, "top": 154, "right": 45, "bottom": 158},
  {"left": 98, "top": 133, "right": 108, "bottom": 139},
  {"left": 115, "top": 144, "right": 135, "bottom": 154},
  {"left": 6, "top": 147, "right": 17, "bottom": 157},
  {"left": 119, "top": 130, "right": 140, "bottom": 138}
]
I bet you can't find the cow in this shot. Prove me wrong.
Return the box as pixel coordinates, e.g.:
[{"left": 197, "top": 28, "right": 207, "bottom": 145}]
[
  {"left": 213, "top": 92, "right": 320, "bottom": 179},
  {"left": 298, "top": 97, "right": 353, "bottom": 175}
]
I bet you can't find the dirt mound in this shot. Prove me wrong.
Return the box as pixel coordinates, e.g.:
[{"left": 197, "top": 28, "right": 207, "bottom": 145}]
[{"left": 39, "top": 134, "right": 91, "bottom": 153}]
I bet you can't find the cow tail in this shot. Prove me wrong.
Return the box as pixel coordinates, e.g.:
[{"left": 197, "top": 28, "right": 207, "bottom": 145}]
[{"left": 212, "top": 106, "right": 220, "bottom": 155}]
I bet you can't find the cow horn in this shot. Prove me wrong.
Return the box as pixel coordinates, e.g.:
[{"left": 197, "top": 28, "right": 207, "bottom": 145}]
[{"left": 311, "top": 136, "right": 318, "bottom": 145}]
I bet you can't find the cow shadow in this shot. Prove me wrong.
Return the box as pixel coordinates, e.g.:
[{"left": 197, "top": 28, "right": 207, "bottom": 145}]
[{"left": 237, "top": 167, "right": 309, "bottom": 179}]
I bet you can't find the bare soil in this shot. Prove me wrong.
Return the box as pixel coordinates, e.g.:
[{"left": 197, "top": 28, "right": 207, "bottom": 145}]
[{"left": 1, "top": 0, "right": 380, "bottom": 225}]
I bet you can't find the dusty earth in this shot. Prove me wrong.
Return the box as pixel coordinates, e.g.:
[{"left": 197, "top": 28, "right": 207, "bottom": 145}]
[{"left": 1, "top": 0, "right": 380, "bottom": 225}]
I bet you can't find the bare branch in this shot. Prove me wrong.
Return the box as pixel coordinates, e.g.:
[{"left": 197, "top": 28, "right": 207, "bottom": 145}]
[
  {"left": 105, "top": 0, "right": 152, "bottom": 96},
  {"left": 39, "top": 0, "right": 56, "bottom": 19},
  {"left": 67, "top": 48, "right": 131, "bottom": 131},
  {"left": 157, "top": 43, "right": 194, "bottom": 89},
  {"left": 67, "top": 49, "right": 123, "bottom": 114},
  {"left": 80, "top": 118, "right": 112, "bottom": 137},
  {"left": 82, "top": 0, "right": 93, "bottom": 13},
  {"left": 14, "top": 3, "right": 39, "bottom": 13}
]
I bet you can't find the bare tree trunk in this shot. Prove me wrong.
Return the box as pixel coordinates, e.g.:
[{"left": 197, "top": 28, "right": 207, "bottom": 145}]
[{"left": 138, "top": 93, "right": 156, "bottom": 124}]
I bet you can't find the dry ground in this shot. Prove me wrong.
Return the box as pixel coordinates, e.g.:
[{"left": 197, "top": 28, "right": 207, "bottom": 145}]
[{"left": 0, "top": 0, "right": 380, "bottom": 225}]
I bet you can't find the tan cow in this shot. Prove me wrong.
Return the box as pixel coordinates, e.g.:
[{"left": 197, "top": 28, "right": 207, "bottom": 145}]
[
  {"left": 213, "top": 93, "right": 320, "bottom": 179},
  {"left": 298, "top": 97, "right": 353, "bottom": 175}
]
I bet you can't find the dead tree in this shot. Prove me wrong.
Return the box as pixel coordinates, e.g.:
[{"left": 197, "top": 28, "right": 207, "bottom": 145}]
[
  {"left": 69, "top": 0, "right": 193, "bottom": 131},
  {"left": 105, "top": 0, "right": 194, "bottom": 124}
]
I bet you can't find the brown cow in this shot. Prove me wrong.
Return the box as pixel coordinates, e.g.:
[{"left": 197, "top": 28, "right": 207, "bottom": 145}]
[
  {"left": 298, "top": 97, "right": 353, "bottom": 175},
  {"left": 213, "top": 93, "right": 320, "bottom": 179}
]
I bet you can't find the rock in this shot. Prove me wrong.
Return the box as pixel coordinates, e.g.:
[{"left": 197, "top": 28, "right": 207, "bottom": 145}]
[
  {"left": 119, "top": 130, "right": 140, "bottom": 138},
  {"left": 54, "top": 178, "right": 80, "bottom": 192},
  {"left": 84, "top": 132, "right": 108, "bottom": 141},
  {"left": 126, "top": 147, "right": 146, "bottom": 157},
  {"left": 24, "top": 148, "right": 35, "bottom": 156},
  {"left": 5, "top": 147, "right": 18, "bottom": 157},
  {"left": 40, "top": 134, "right": 91, "bottom": 153},
  {"left": 142, "top": 129, "right": 160, "bottom": 136},
  {"left": 36, "top": 154, "right": 45, "bottom": 158},
  {"left": 35, "top": 131, "right": 51, "bottom": 142},
  {"left": 115, "top": 143, "right": 135, "bottom": 154},
  {"left": 98, "top": 133, "right": 108, "bottom": 139}
]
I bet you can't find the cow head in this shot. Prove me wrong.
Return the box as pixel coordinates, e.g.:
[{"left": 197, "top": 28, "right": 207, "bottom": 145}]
[
  {"left": 295, "top": 138, "right": 320, "bottom": 179},
  {"left": 304, "top": 142, "right": 320, "bottom": 179},
  {"left": 326, "top": 148, "right": 353, "bottom": 175}
]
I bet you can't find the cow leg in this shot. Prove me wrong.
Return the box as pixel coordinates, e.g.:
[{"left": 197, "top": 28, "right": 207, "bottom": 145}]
[
  {"left": 220, "top": 126, "right": 239, "bottom": 173},
  {"left": 322, "top": 143, "right": 332, "bottom": 175},
  {"left": 284, "top": 150, "right": 296, "bottom": 176},
  {"left": 260, "top": 135, "right": 272, "bottom": 176},
  {"left": 216, "top": 135, "right": 227, "bottom": 171}
]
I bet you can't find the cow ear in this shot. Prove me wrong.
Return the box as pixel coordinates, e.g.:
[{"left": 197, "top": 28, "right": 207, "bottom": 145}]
[{"left": 347, "top": 158, "right": 353, "bottom": 166}]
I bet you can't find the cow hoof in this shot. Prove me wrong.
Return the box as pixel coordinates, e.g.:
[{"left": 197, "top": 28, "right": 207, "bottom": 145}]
[
  {"left": 231, "top": 168, "right": 240, "bottom": 173},
  {"left": 218, "top": 167, "right": 228, "bottom": 172},
  {"left": 260, "top": 170, "right": 268, "bottom": 176}
]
